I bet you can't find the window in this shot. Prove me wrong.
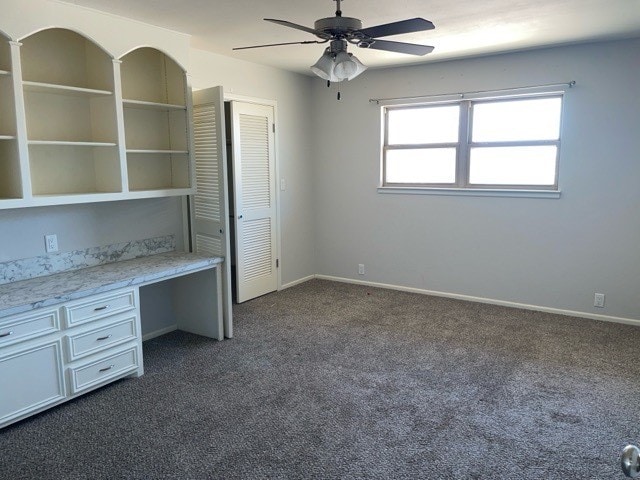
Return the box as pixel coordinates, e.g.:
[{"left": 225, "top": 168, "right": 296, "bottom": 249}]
[{"left": 382, "top": 94, "right": 564, "bottom": 193}]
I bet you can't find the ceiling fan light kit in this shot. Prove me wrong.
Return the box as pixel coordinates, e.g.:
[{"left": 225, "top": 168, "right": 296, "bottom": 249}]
[
  {"left": 311, "top": 39, "right": 367, "bottom": 82},
  {"left": 234, "top": 0, "right": 436, "bottom": 82}
]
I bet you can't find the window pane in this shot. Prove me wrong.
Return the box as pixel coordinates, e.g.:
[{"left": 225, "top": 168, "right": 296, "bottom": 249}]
[
  {"left": 472, "top": 97, "right": 562, "bottom": 142},
  {"left": 388, "top": 105, "right": 460, "bottom": 145},
  {"left": 469, "top": 146, "right": 557, "bottom": 185},
  {"left": 386, "top": 148, "right": 456, "bottom": 184}
]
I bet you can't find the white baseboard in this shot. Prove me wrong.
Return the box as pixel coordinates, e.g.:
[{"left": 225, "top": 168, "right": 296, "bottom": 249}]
[
  {"left": 142, "top": 325, "right": 178, "bottom": 342},
  {"left": 281, "top": 274, "right": 316, "bottom": 290},
  {"left": 314, "top": 274, "right": 640, "bottom": 327}
]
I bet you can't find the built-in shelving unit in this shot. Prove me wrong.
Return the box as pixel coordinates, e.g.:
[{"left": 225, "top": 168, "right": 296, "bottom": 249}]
[
  {"left": 121, "top": 48, "right": 191, "bottom": 193},
  {"left": 20, "top": 29, "right": 120, "bottom": 197},
  {"left": 0, "top": 33, "right": 21, "bottom": 203},
  {"left": 0, "top": 29, "right": 194, "bottom": 209}
]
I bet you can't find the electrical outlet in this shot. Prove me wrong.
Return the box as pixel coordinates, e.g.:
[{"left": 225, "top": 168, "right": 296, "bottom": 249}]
[
  {"left": 45, "top": 234, "right": 59, "bottom": 253},
  {"left": 358, "top": 264, "right": 365, "bottom": 275},
  {"left": 594, "top": 293, "right": 605, "bottom": 308}
]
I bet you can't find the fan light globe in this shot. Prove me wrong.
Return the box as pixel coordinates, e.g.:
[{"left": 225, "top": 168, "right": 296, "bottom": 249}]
[
  {"left": 310, "top": 52, "right": 337, "bottom": 81},
  {"left": 347, "top": 54, "right": 367, "bottom": 80},
  {"left": 333, "top": 51, "right": 357, "bottom": 80}
]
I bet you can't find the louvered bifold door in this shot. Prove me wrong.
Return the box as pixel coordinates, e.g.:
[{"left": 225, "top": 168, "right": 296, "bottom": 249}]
[
  {"left": 191, "top": 86, "right": 233, "bottom": 337},
  {"left": 230, "top": 101, "right": 277, "bottom": 303}
]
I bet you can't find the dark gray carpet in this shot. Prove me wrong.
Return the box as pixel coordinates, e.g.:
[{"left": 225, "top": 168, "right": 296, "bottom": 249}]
[{"left": 1, "top": 279, "right": 639, "bottom": 479}]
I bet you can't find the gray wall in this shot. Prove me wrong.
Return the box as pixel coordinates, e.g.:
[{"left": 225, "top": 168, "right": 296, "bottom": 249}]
[
  {"left": 311, "top": 38, "right": 640, "bottom": 321},
  {"left": 0, "top": 198, "right": 185, "bottom": 261}
]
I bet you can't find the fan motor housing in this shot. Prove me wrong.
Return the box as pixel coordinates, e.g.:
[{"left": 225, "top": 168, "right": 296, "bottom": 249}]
[{"left": 314, "top": 16, "right": 363, "bottom": 37}]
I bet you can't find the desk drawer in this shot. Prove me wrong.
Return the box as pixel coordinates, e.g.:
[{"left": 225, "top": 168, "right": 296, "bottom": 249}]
[
  {"left": 64, "top": 290, "right": 136, "bottom": 327},
  {"left": 68, "top": 345, "right": 139, "bottom": 395},
  {"left": 65, "top": 315, "right": 138, "bottom": 362},
  {"left": 0, "top": 310, "right": 60, "bottom": 347}
]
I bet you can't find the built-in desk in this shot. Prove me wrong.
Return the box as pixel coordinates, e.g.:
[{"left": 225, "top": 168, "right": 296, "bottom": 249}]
[{"left": 0, "top": 252, "right": 224, "bottom": 429}]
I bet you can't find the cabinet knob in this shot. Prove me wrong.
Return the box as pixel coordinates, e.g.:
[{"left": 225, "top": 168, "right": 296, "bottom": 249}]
[
  {"left": 99, "top": 365, "right": 115, "bottom": 373},
  {"left": 0, "top": 331, "right": 14, "bottom": 338},
  {"left": 96, "top": 334, "right": 113, "bottom": 341},
  {"left": 94, "top": 305, "right": 110, "bottom": 312}
]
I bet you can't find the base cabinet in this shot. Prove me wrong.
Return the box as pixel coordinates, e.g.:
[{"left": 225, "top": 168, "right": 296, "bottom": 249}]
[
  {"left": 0, "top": 340, "right": 66, "bottom": 426},
  {"left": 0, "top": 287, "right": 143, "bottom": 429}
]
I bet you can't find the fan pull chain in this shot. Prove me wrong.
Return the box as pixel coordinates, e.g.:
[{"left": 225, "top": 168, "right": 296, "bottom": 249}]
[{"left": 327, "top": 79, "right": 342, "bottom": 101}]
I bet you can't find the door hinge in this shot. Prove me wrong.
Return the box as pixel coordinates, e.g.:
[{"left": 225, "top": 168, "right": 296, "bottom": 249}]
[
  {"left": 272, "top": 123, "right": 275, "bottom": 133},
  {"left": 276, "top": 259, "right": 279, "bottom": 268}
]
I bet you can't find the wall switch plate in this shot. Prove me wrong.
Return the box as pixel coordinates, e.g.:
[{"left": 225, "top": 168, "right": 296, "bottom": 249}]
[
  {"left": 358, "top": 264, "right": 365, "bottom": 275},
  {"left": 45, "top": 234, "right": 59, "bottom": 253},
  {"left": 280, "top": 178, "right": 286, "bottom": 191},
  {"left": 594, "top": 293, "right": 605, "bottom": 308}
]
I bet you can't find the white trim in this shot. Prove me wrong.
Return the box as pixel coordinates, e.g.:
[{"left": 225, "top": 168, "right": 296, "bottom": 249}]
[
  {"left": 224, "top": 93, "right": 277, "bottom": 108},
  {"left": 142, "top": 325, "right": 177, "bottom": 342},
  {"left": 377, "top": 187, "right": 561, "bottom": 199},
  {"left": 281, "top": 275, "right": 316, "bottom": 290},
  {"left": 314, "top": 275, "right": 640, "bottom": 327}
]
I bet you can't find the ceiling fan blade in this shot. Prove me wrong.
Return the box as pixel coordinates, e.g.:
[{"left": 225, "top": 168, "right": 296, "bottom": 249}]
[
  {"left": 361, "top": 39, "right": 434, "bottom": 56},
  {"left": 233, "top": 40, "right": 322, "bottom": 51},
  {"left": 359, "top": 18, "right": 435, "bottom": 38},
  {"left": 264, "top": 18, "right": 328, "bottom": 38}
]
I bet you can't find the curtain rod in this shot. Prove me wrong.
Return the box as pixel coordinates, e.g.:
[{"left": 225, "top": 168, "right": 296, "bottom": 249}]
[{"left": 368, "top": 81, "right": 576, "bottom": 105}]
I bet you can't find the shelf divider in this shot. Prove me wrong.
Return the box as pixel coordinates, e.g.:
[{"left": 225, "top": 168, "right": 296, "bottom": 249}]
[
  {"left": 126, "top": 149, "right": 188, "bottom": 154},
  {"left": 23, "top": 81, "right": 113, "bottom": 97},
  {"left": 122, "top": 99, "right": 186, "bottom": 111},
  {"left": 28, "top": 140, "right": 117, "bottom": 147}
]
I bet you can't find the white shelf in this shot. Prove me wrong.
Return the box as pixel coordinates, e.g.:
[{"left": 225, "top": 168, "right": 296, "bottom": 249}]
[
  {"left": 0, "top": 135, "right": 16, "bottom": 141},
  {"left": 126, "top": 149, "right": 188, "bottom": 154},
  {"left": 23, "top": 81, "right": 112, "bottom": 97},
  {"left": 0, "top": 70, "right": 10, "bottom": 76},
  {"left": 123, "top": 99, "right": 186, "bottom": 111},
  {"left": 29, "top": 140, "right": 117, "bottom": 147}
]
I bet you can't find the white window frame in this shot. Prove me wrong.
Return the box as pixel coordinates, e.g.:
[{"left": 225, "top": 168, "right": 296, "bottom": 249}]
[{"left": 378, "top": 88, "right": 567, "bottom": 199}]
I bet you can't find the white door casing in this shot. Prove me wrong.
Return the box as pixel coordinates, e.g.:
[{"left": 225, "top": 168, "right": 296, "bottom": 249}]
[
  {"left": 191, "top": 86, "right": 233, "bottom": 337},
  {"left": 230, "top": 101, "right": 277, "bottom": 303}
]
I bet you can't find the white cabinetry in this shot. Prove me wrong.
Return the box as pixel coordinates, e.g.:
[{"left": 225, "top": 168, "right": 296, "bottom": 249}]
[
  {"left": 0, "top": 288, "right": 143, "bottom": 429},
  {"left": 21, "top": 29, "right": 121, "bottom": 199},
  {"left": 121, "top": 48, "right": 193, "bottom": 195},
  {"left": 0, "top": 28, "right": 195, "bottom": 209}
]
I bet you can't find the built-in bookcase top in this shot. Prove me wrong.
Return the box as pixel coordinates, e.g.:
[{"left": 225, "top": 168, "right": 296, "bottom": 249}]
[
  {"left": 121, "top": 47, "right": 186, "bottom": 106},
  {"left": 0, "top": 28, "right": 195, "bottom": 207},
  {"left": 20, "top": 29, "right": 114, "bottom": 92}
]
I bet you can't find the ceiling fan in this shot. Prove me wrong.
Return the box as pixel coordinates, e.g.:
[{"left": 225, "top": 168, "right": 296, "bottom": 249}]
[{"left": 233, "top": 0, "right": 435, "bottom": 82}]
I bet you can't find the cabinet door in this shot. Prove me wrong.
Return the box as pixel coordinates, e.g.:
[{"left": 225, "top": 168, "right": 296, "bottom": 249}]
[{"left": 0, "top": 340, "right": 66, "bottom": 427}]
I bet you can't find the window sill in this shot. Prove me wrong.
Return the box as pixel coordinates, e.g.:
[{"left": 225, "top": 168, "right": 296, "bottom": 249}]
[{"left": 377, "top": 186, "right": 561, "bottom": 199}]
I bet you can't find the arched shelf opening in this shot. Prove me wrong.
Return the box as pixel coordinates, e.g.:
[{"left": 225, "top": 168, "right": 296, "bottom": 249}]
[
  {"left": 120, "top": 47, "right": 191, "bottom": 193},
  {"left": 120, "top": 47, "right": 186, "bottom": 106},
  {"left": 20, "top": 28, "right": 122, "bottom": 197},
  {"left": 20, "top": 28, "right": 114, "bottom": 91}
]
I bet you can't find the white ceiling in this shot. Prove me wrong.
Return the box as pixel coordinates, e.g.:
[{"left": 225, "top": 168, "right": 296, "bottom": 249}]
[{"left": 60, "top": 0, "right": 640, "bottom": 75}]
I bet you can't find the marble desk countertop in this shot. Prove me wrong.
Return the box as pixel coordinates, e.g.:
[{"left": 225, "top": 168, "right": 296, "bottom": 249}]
[{"left": 0, "top": 252, "right": 223, "bottom": 319}]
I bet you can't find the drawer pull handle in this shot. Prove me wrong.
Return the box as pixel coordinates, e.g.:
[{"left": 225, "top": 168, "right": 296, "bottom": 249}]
[
  {"left": 0, "top": 331, "right": 14, "bottom": 338},
  {"left": 99, "top": 365, "right": 115, "bottom": 373},
  {"left": 94, "top": 305, "right": 110, "bottom": 312},
  {"left": 96, "top": 334, "right": 112, "bottom": 341}
]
